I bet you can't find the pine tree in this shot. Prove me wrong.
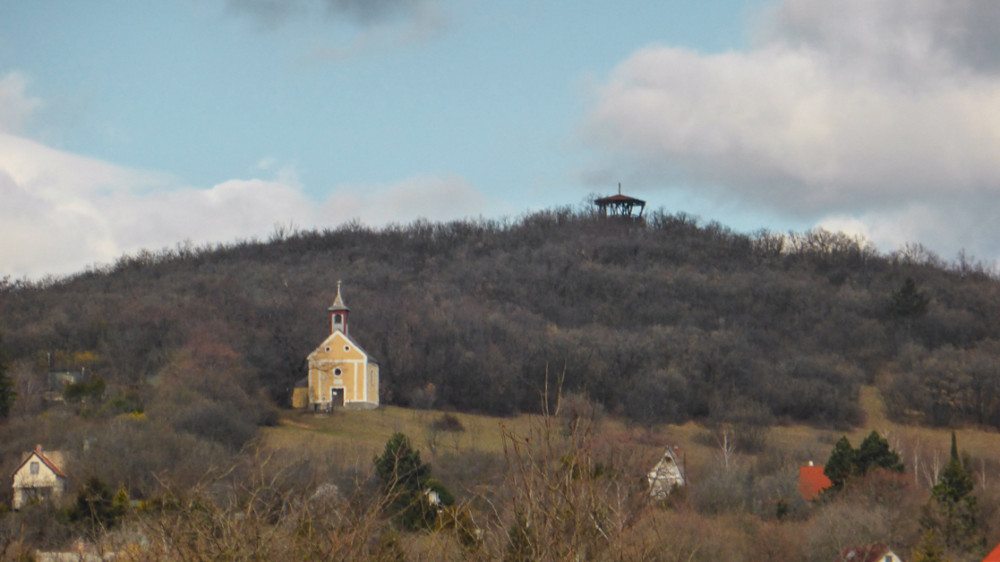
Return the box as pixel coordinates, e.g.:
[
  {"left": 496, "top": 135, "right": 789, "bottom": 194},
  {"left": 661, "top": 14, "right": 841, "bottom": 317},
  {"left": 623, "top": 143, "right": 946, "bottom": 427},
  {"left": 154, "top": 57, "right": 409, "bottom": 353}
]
[
  {"left": 0, "top": 331, "right": 15, "bottom": 418},
  {"left": 824, "top": 431, "right": 903, "bottom": 493},
  {"left": 374, "top": 432, "right": 431, "bottom": 494},
  {"left": 923, "top": 432, "right": 981, "bottom": 553},
  {"left": 890, "top": 277, "right": 930, "bottom": 319},
  {"left": 932, "top": 433, "right": 973, "bottom": 503},
  {"left": 824, "top": 436, "right": 856, "bottom": 491},
  {"left": 855, "top": 430, "right": 904, "bottom": 474},
  {"left": 68, "top": 476, "right": 125, "bottom": 537},
  {"left": 373, "top": 432, "right": 452, "bottom": 530}
]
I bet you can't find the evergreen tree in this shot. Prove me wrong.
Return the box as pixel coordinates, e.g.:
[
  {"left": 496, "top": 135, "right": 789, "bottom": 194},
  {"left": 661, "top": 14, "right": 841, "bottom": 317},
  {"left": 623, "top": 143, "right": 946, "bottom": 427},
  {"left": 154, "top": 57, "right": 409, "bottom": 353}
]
[
  {"left": 932, "top": 432, "right": 973, "bottom": 503},
  {"left": 374, "top": 432, "right": 432, "bottom": 494},
  {"left": 923, "top": 432, "right": 981, "bottom": 553},
  {"left": 855, "top": 430, "right": 904, "bottom": 474},
  {"left": 0, "top": 331, "right": 15, "bottom": 418},
  {"left": 824, "top": 436, "right": 856, "bottom": 491},
  {"left": 373, "top": 432, "right": 452, "bottom": 530},
  {"left": 890, "top": 277, "right": 930, "bottom": 319},
  {"left": 824, "top": 431, "right": 904, "bottom": 493},
  {"left": 67, "top": 476, "right": 126, "bottom": 537}
]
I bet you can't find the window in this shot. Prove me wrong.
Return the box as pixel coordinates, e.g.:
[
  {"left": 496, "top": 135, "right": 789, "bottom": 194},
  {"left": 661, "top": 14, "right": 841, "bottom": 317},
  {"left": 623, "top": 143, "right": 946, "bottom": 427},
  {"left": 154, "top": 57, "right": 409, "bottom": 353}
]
[
  {"left": 325, "top": 346, "right": 331, "bottom": 352},
  {"left": 334, "top": 315, "right": 342, "bottom": 324},
  {"left": 334, "top": 368, "right": 342, "bottom": 377},
  {"left": 344, "top": 346, "right": 350, "bottom": 351},
  {"left": 29, "top": 461, "right": 39, "bottom": 475}
]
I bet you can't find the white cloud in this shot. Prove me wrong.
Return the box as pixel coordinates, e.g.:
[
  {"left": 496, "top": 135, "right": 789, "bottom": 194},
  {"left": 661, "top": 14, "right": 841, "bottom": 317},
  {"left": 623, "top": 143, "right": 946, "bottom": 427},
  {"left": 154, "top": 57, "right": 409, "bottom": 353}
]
[
  {"left": 0, "top": 72, "right": 42, "bottom": 134},
  {"left": 0, "top": 131, "right": 489, "bottom": 279},
  {"left": 586, "top": 0, "right": 1000, "bottom": 262},
  {"left": 0, "top": 72, "right": 493, "bottom": 278}
]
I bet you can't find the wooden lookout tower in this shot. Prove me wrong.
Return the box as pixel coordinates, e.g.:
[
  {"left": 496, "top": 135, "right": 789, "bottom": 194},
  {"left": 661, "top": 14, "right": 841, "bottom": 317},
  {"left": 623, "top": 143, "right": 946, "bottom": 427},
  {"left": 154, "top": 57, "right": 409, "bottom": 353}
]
[{"left": 594, "top": 184, "right": 646, "bottom": 218}]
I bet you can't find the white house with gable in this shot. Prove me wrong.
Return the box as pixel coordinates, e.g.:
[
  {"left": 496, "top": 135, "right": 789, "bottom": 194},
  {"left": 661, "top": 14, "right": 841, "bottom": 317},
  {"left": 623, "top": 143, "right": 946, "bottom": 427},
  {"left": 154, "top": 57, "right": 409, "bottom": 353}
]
[
  {"left": 12, "top": 445, "right": 68, "bottom": 510},
  {"left": 648, "top": 446, "right": 685, "bottom": 499}
]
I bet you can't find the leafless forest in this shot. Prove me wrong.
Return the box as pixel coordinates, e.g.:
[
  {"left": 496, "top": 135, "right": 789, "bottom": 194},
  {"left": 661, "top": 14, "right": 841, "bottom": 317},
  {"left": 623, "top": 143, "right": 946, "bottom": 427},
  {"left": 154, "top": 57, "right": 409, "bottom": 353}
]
[{"left": 1, "top": 208, "right": 1000, "bottom": 559}]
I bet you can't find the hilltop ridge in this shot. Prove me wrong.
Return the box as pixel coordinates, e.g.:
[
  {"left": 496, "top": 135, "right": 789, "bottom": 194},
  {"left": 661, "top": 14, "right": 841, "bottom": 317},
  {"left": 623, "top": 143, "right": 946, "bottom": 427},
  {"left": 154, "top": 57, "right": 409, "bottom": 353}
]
[{"left": 2, "top": 208, "right": 999, "bottom": 433}]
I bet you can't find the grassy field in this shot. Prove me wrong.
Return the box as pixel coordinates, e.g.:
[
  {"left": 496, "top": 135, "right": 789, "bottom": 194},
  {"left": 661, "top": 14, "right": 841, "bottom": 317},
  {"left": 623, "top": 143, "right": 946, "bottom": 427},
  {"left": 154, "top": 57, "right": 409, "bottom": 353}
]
[
  {"left": 262, "top": 385, "right": 1000, "bottom": 484},
  {"left": 263, "top": 406, "right": 536, "bottom": 469}
]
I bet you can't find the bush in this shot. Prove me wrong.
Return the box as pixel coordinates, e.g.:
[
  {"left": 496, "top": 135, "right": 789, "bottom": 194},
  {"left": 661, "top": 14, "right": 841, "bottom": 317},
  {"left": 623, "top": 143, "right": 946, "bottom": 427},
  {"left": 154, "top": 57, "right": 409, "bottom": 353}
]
[
  {"left": 63, "top": 375, "right": 106, "bottom": 403},
  {"left": 430, "top": 413, "right": 465, "bottom": 433}
]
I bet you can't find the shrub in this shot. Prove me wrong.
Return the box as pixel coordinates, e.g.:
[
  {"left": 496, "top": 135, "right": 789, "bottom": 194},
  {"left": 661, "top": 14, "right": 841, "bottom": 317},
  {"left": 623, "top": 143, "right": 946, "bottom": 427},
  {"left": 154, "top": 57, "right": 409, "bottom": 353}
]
[{"left": 430, "top": 413, "right": 465, "bottom": 433}]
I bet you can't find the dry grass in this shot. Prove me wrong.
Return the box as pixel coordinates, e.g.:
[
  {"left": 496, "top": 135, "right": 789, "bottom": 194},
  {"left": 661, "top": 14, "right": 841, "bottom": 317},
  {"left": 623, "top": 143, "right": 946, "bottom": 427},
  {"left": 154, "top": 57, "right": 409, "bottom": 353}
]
[
  {"left": 261, "top": 406, "right": 547, "bottom": 481},
  {"left": 113, "top": 389, "right": 1000, "bottom": 561},
  {"left": 264, "top": 386, "right": 1000, "bottom": 488}
]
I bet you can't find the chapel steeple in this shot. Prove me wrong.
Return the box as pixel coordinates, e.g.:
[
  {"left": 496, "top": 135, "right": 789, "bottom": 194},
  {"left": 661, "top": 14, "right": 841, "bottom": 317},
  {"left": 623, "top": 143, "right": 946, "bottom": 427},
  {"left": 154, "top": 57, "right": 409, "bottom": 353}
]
[{"left": 328, "top": 280, "right": 350, "bottom": 335}]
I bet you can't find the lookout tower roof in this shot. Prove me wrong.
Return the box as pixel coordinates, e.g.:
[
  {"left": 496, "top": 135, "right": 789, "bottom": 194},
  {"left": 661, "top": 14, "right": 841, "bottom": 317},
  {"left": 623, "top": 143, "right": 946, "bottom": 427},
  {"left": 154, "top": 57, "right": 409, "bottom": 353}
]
[{"left": 595, "top": 184, "right": 646, "bottom": 218}]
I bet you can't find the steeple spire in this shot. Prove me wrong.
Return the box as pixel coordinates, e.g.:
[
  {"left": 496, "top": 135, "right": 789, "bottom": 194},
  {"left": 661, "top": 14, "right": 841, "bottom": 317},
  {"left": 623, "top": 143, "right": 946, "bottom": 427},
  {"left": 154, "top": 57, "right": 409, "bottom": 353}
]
[{"left": 328, "top": 280, "right": 350, "bottom": 335}]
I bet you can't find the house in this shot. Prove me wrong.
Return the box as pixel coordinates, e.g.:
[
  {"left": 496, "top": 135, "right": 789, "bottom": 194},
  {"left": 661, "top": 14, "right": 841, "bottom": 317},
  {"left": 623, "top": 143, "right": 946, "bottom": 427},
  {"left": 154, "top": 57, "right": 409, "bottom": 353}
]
[
  {"left": 836, "top": 544, "right": 904, "bottom": 562},
  {"left": 48, "top": 370, "right": 83, "bottom": 390},
  {"left": 305, "top": 282, "right": 379, "bottom": 410},
  {"left": 12, "top": 445, "right": 68, "bottom": 510},
  {"left": 648, "top": 446, "right": 685, "bottom": 499},
  {"left": 799, "top": 461, "right": 833, "bottom": 501},
  {"left": 985, "top": 542, "right": 1000, "bottom": 562},
  {"left": 43, "top": 370, "right": 84, "bottom": 404}
]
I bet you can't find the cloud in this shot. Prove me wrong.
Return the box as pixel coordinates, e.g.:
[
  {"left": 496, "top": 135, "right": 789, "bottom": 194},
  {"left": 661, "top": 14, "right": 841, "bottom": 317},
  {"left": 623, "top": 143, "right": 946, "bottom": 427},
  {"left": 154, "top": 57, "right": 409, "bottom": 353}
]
[
  {"left": 767, "top": 0, "right": 1000, "bottom": 76},
  {"left": 0, "top": 72, "right": 491, "bottom": 279},
  {"left": 226, "top": 0, "right": 438, "bottom": 27},
  {"left": 0, "top": 72, "right": 42, "bottom": 134},
  {"left": 0, "top": 132, "right": 154, "bottom": 278},
  {"left": 0, "top": 131, "right": 490, "bottom": 279},
  {"left": 225, "top": 0, "right": 446, "bottom": 60},
  {"left": 585, "top": 0, "right": 1000, "bottom": 262}
]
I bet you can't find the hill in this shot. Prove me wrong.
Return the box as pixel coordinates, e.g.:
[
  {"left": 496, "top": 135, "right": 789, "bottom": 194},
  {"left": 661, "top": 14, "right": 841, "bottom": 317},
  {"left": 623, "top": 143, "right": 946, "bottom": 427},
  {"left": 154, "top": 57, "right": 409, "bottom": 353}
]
[
  {"left": 3, "top": 207, "right": 1000, "bottom": 558},
  {"left": 3, "top": 207, "right": 999, "bottom": 433}
]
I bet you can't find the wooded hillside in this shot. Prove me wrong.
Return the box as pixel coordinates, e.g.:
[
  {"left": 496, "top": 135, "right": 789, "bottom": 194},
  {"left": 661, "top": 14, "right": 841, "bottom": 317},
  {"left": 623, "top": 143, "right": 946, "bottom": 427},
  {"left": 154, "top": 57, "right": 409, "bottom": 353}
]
[
  {"left": 2, "top": 207, "right": 999, "bottom": 436},
  {"left": 5, "top": 207, "right": 1000, "bottom": 559}
]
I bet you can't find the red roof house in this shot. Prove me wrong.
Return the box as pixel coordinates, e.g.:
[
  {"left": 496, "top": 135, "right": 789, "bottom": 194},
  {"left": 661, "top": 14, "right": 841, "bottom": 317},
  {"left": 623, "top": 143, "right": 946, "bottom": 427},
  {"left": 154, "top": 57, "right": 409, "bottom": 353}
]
[{"left": 799, "top": 462, "right": 833, "bottom": 501}]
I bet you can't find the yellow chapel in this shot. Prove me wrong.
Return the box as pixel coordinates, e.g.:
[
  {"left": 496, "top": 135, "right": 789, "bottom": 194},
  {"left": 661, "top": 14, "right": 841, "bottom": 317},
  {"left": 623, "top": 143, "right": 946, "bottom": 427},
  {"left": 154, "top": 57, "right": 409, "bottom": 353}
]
[{"left": 306, "top": 282, "right": 379, "bottom": 410}]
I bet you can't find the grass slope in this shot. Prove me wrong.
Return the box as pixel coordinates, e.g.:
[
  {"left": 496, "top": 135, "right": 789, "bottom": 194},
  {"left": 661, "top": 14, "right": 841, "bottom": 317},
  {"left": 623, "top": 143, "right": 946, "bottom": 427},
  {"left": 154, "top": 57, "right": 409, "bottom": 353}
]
[{"left": 265, "top": 386, "right": 1000, "bottom": 487}]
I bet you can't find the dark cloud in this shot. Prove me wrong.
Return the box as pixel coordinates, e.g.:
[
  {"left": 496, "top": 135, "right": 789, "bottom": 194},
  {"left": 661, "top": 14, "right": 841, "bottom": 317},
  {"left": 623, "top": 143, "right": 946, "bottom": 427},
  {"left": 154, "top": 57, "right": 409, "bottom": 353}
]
[
  {"left": 226, "top": 0, "right": 432, "bottom": 26},
  {"left": 768, "top": 0, "right": 1000, "bottom": 76},
  {"left": 586, "top": 0, "right": 1000, "bottom": 260}
]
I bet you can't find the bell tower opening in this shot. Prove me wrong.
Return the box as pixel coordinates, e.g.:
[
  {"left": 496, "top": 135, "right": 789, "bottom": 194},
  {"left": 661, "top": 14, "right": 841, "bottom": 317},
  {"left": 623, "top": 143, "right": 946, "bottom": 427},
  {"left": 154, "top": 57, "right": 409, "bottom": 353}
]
[{"left": 328, "top": 280, "right": 350, "bottom": 335}]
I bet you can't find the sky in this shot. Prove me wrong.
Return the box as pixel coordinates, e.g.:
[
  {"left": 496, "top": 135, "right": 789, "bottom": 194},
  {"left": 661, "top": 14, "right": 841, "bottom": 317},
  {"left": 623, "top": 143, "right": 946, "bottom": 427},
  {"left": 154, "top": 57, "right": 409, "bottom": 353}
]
[{"left": 3, "top": 0, "right": 1000, "bottom": 279}]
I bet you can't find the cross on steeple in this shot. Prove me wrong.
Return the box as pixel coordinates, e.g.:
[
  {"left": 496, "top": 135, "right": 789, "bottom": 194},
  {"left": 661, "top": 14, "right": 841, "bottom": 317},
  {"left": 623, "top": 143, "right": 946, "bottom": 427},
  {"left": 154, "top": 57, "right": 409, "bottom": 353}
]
[{"left": 328, "top": 280, "right": 350, "bottom": 335}]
